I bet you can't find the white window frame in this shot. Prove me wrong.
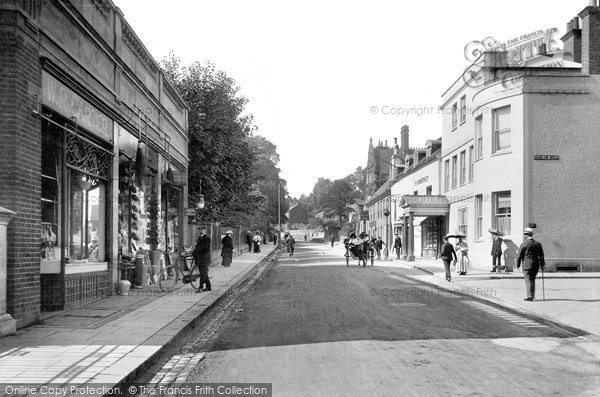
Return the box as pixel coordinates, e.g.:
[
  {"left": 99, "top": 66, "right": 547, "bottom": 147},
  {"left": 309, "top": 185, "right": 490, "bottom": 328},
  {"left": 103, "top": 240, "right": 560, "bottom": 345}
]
[
  {"left": 475, "top": 194, "right": 483, "bottom": 240},
  {"left": 492, "top": 106, "right": 511, "bottom": 153},
  {"left": 460, "top": 95, "right": 466, "bottom": 125},
  {"left": 444, "top": 159, "right": 450, "bottom": 192},
  {"left": 451, "top": 103, "right": 458, "bottom": 130},
  {"left": 451, "top": 155, "right": 457, "bottom": 189},
  {"left": 458, "top": 207, "right": 468, "bottom": 235},
  {"left": 492, "top": 191, "right": 511, "bottom": 235},
  {"left": 459, "top": 150, "right": 466, "bottom": 186},
  {"left": 468, "top": 145, "right": 474, "bottom": 182},
  {"left": 475, "top": 116, "right": 483, "bottom": 159}
]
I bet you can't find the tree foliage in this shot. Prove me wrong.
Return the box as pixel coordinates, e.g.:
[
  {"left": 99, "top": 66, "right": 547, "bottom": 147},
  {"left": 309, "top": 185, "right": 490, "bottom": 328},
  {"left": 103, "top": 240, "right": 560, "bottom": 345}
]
[{"left": 160, "top": 52, "right": 284, "bottom": 227}]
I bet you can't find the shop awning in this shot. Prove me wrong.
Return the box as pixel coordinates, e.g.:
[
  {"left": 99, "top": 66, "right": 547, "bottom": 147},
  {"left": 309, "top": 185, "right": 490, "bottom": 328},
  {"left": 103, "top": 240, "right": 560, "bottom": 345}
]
[{"left": 399, "top": 195, "right": 450, "bottom": 217}]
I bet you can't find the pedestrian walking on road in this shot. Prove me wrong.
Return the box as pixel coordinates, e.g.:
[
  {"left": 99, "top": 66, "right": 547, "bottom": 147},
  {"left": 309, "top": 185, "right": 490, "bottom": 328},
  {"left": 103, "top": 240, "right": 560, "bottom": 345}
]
[
  {"left": 489, "top": 229, "right": 503, "bottom": 272},
  {"left": 394, "top": 234, "right": 402, "bottom": 259},
  {"left": 455, "top": 236, "right": 470, "bottom": 275},
  {"left": 246, "top": 231, "right": 253, "bottom": 253},
  {"left": 330, "top": 235, "right": 335, "bottom": 247},
  {"left": 253, "top": 231, "right": 262, "bottom": 253},
  {"left": 304, "top": 234, "right": 307, "bottom": 242},
  {"left": 516, "top": 228, "right": 545, "bottom": 301},
  {"left": 193, "top": 225, "right": 211, "bottom": 292},
  {"left": 221, "top": 230, "right": 234, "bottom": 267},
  {"left": 287, "top": 234, "right": 296, "bottom": 256},
  {"left": 440, "top": 235, "right": 457, "bottom": 282},
  {"left": 375, "top": 237, "right": 384, "bottom": 259}
]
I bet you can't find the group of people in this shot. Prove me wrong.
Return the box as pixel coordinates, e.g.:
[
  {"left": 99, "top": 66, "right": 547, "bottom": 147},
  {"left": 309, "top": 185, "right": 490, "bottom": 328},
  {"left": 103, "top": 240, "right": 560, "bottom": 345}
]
[
  {"left": 440, "top": 227, "right": 545, "bottom": 301},
  {"left": 245, "top": 231, "right": 266, "bottom": 253},
  {"left": 440, "top": 235, "right": 471, "bottom": 282},
  {"left": 343, "top": 232, "right": 404, "bottom": 262}
]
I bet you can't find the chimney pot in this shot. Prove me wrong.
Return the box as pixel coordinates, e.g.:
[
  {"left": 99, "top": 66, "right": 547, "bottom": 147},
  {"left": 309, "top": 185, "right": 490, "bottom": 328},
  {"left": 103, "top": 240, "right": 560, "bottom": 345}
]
[
  {"left": 567, "top": 21, "right": 573, "bottom": 32},
  {"left": 573, "top": 17, "right": 580, "bottom": 29},
  {"left": 590, "top": 0, "right": 598, "bottom": 7}
]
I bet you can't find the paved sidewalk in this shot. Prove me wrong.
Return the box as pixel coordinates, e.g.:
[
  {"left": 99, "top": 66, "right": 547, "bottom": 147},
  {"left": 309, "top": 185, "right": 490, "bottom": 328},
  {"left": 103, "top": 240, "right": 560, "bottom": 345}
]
[
  {"left": 0, "top": 245, "right": 278, "bottom": 388},
  {"left": 379, "top": 256, "right": 600, "bottom": 336}
]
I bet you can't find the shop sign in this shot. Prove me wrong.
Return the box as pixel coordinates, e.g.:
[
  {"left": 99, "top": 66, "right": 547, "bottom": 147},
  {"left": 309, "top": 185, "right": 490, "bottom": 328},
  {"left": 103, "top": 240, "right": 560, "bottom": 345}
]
[
  {"left": 533, "top": 154, "right": 560, "bottom": 160},
  {"left": 415, "top": 175, "right": 429, "bottom": 186},
  {"left": 42, "top": 72, "right": 113, "bottom": 143}
]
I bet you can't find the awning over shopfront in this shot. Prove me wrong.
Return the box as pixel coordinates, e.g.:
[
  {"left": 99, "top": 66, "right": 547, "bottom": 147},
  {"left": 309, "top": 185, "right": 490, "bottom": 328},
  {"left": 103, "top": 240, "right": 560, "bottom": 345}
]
[
  {"left": 399, "top": 195, "right": 450, "bottom": 216},
  {"left": 398, "top": 195, "right": 449, "bottom": 261}
]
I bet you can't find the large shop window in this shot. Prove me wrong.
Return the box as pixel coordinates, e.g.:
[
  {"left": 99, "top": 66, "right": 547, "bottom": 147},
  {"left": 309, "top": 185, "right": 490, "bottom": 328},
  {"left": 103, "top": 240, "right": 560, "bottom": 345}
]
[
  {"left": 492, "top": 106, "right": 511, "bottom": 153},
  {"left": 493, "top": 191, "right": 511, "bottom": 235},
  {"left": 41, "top": 112, "right": 111, "bottom": 265},
  {"left": 68, "top": 173, "right": 106, "bottom": 261}
]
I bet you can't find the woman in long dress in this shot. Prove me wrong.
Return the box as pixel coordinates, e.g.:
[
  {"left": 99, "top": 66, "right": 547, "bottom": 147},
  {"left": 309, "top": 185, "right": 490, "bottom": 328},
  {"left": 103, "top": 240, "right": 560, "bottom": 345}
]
[{"left": 456, "top": 236, "right": 470, "bottom": 275}]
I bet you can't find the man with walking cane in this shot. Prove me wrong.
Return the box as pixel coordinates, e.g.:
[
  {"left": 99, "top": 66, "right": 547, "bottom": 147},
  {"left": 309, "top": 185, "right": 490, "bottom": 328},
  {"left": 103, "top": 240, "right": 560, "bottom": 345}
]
[{"left": 516, "top": 227, "right": 545, "bottom": 301}]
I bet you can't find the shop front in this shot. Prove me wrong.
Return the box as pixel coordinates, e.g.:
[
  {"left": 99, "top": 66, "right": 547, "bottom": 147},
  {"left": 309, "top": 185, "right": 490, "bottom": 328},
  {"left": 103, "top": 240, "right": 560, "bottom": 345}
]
[{"left": 399, "top": 195, "right": 449, "bottom": 261}]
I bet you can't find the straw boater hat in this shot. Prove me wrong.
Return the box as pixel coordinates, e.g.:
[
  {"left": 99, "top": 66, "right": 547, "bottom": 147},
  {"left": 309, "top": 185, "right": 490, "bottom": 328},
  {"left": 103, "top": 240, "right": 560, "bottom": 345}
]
[
  {"left": 225, "top": 230, "right": 233, "bottom": 234},
  {"left": 488, "top": 228, "right": 499, "bottom": 235},
  {"left": 523, "top": 227, "right": 534, "bottom": 236}
]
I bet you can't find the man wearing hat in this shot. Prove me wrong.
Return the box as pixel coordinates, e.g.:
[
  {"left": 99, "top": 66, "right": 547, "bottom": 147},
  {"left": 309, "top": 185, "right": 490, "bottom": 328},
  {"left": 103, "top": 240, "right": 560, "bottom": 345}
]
[
  {"left": 221, "top": 230, "right": 234, "bottom": 267},
  {"left": 193, "top": 225, "right": 212, "bottom": 292},
  {"left": 517, "top": 227, "right": 545, "bottom": 301},
  {"left": 489, "top": 229, "right": 503, "bottom": 273},
  {"left": 440, "top": 234, "right": 457, "bottom": 282}
]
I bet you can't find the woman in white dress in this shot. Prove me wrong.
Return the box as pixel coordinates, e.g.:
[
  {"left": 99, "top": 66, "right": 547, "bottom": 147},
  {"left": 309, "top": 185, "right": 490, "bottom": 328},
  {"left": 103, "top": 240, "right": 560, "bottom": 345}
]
[{"left": 455, "top": 236, "right": 470, "bottom": 275}]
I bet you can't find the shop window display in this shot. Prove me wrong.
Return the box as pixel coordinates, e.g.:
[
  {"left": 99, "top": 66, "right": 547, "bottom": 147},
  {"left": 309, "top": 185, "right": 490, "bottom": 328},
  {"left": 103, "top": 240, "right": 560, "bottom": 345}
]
[
  {"left": 41, "top": 122, "right": 61, "bottom": 261},
  {"left": 68, "top": 172, "right": 105, "bottom": 262}
]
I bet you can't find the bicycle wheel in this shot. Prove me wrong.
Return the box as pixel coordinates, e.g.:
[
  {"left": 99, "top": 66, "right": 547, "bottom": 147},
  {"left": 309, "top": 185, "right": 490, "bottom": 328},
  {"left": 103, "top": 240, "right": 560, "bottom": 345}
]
[
  {"left": 159, "top": 265, "right": 179, "bottom": 292},
  {"left": 189, "top": 263, "right": 201, "bottom": 289}
]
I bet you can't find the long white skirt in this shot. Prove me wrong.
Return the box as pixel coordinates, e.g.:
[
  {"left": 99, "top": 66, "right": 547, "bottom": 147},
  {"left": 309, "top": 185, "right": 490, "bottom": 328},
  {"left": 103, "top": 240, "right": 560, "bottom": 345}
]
[{"left": 457, "top": 253, "right": 470, "bottom": 273}]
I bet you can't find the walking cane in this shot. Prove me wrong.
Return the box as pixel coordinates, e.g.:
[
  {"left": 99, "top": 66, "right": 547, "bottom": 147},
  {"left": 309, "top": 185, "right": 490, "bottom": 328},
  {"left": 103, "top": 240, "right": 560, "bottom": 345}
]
[{"left": 541, "top": 266, "right": 545, "bottom": 301}]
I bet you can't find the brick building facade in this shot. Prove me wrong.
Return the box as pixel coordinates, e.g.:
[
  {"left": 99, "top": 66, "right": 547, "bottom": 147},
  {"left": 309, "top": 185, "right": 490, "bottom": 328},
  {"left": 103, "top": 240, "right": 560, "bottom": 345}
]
[{"left": 0, "top": 0, "right": 189, "bottom": 330}]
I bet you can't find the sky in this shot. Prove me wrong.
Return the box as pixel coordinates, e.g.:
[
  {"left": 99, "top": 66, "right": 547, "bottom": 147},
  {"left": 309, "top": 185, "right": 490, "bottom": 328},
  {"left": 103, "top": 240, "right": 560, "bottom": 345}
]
[{"left": 115, "top": 0, "right": 582, "bottom": 197}]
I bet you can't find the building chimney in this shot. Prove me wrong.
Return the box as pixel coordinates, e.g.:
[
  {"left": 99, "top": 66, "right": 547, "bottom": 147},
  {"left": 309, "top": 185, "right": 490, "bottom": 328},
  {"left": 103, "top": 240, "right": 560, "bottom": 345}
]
[
  {"left": 385, "top": 140, "right": 388, "bottom": 147},
  {"left": 562, "top": 16, "right": 582, "bottom": 63},
  {"left": 580, "top": 3, "right": 600, "bottom": 74},
  {"left": 400, "top": 125, "right": 409, "bottom": 151},
  {"left": 483, "top": 50, "right": 508, "bottom": 68}
]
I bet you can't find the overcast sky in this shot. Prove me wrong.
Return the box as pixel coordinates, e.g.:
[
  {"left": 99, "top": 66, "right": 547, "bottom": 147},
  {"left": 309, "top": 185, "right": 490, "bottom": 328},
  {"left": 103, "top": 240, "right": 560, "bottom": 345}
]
[{"left": 115, "top": 0, "right": 582, "bottom": 197}]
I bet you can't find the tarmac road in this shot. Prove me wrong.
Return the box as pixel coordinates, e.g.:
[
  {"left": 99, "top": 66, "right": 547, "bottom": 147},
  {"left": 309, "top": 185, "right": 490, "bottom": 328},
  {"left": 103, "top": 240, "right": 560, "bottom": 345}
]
[{"left": 184, "top": 242, "right": 600, "bottom": 396}]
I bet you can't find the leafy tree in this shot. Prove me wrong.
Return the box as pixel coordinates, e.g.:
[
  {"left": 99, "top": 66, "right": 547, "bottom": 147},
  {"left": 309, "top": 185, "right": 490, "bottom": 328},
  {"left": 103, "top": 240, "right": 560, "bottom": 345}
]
[{"left": 160, "top": 53, "right": 257, "bottom": 225}]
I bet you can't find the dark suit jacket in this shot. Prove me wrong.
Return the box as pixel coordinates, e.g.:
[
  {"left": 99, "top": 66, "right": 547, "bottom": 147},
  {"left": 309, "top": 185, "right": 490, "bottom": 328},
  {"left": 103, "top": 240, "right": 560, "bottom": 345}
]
[
  {"left": 491, "top": 237, "right": 503, "bottom": 256},
  {"left": 221, "top": 235, "right": 233, "bottom": 252},
  {"left": 517, "top": 238, "right": 545, "bottom": 271},
  {"left": 441, "top": 242, "right": 457, "bottom": 261},
  {"left": 394, "top": 237, "right": 402, "bottom": 249},
  {"left": 193, "top": 234, "right": 211, "bottom": 267}
]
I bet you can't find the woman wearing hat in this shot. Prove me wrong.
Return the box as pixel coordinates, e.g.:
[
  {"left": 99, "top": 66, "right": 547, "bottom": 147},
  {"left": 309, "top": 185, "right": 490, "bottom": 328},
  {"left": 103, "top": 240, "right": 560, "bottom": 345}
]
[
  {"left": 455, "top": 235, "right": 470, "bottom": 275},
  {"left": 221, "top": 230, "right": 234, "bottom": 267}
]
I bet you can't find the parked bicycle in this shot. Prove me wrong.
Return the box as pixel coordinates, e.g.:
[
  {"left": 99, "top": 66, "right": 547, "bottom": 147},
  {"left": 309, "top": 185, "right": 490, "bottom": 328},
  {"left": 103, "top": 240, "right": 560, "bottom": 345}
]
[{"left": 159, "top": 251, "right": 200, "bottom": 292}]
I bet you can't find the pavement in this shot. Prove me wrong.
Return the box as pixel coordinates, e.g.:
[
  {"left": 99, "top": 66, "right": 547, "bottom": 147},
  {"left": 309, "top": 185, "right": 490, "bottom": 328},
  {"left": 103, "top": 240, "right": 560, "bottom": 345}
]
[
  {"left": 370, "top": 253, "right": 600, "bottom": 337},
  {"left": 0, "top": 244, "right": 279, "bottom": 390}
]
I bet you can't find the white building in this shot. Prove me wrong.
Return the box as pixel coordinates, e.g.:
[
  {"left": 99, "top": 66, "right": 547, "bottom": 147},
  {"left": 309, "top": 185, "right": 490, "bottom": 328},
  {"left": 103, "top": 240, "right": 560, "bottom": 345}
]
[{"left": 440, "top": 3, "right": 600, "bottom": 271}]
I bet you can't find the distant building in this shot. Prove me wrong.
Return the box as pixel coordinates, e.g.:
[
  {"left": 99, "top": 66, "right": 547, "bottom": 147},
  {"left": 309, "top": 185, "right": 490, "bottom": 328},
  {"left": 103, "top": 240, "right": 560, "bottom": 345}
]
[{"left": 288, "top": 203, "right": 309, "bottom": 225}]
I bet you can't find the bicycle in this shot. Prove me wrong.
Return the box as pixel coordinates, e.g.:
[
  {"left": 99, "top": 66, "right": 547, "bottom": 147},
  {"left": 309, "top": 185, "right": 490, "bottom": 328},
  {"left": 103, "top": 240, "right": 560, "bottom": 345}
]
[{"left": 159, "top": 251, "right": 200, "bottom": 292}]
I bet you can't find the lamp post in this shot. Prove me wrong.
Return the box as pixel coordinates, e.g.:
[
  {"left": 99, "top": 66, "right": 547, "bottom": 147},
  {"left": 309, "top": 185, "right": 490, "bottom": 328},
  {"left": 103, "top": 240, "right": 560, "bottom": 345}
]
[
  {"left": 383, "top": 207, "right": 390, "bottom": 260},
  {"left": 277, "top": 181, "right": 284, "bottom": 245}
]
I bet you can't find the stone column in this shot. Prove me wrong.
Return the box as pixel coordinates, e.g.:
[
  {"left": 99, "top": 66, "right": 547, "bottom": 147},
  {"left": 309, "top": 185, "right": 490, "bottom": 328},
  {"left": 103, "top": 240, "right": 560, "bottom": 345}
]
[
  {"left": 0, "top": 207, "right": 16, "bottom": 336},
  {"left": 402, "top": 215, "right": 408, "bottom": 260},
  {"left": 408, "top": 212, "right": 415, "bottom": 261}
]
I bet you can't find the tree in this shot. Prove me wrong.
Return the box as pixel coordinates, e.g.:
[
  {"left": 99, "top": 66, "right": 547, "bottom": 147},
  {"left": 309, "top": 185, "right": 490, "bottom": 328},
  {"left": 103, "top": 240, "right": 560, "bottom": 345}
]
[{"left": 160, "top": 52, "right": 257, "bottom": 225}]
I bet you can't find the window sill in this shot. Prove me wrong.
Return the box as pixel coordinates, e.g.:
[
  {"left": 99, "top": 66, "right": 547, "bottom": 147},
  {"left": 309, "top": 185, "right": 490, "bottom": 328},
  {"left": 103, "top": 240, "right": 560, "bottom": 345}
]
[
  {"left": 66, "top": 261, "right": 108, "bottom": 275},
  {"left": 491, "top": 150, "right": 512, "bottom": 157},
  {"left": 474, "top": 157, "right": 483, "bottom": 163}
]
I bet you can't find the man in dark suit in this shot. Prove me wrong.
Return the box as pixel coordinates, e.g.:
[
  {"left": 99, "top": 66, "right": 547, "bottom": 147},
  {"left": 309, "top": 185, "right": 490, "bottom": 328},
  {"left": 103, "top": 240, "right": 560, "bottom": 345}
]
[
  {"left": 516, "top": 227, "right": 545, "bottom": 301},
  {"left": 490, "top": 229, "right": 503, "bottom": 272},
  {"left": 193, "top": 225, "right": 212, "bottom": 292},
  {"left": 440, "top": 235, "right": 457, "bottom": 282},
  {"left": 394, "top": 234, "right": 402, "bottom": 259}
]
